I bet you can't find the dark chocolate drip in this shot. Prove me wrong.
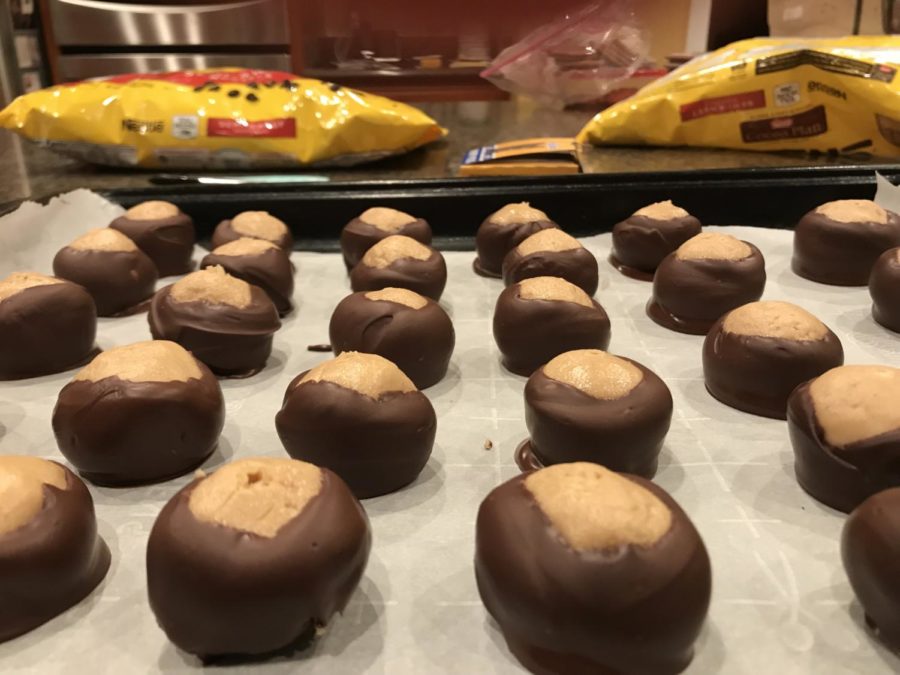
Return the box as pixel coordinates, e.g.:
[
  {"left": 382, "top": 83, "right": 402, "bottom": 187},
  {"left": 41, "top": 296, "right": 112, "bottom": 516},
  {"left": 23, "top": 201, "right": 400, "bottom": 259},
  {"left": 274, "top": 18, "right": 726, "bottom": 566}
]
[
  {"left": 502, "top": 247, "right": 599, "bottom": 296},
  {"left": 474, "top": 217, "right": 558, "bottom": 278},
  {"left": 647, "top": 243, "right": 766, "bottom": 335},
  {"left": 524, "top": 359, "right": 672, "bottom": 478},
  {"left": 53, "top": 247, "right": 158, "bottom": 317},
  {"left": 211, "top": 219, "right": 294, "bottom": 251},
  {"left": 607, "top": 253, "right": 655, "bottom": 282},
  {"left": 109, "top": 212, "right": 195, "bottom": 277},
  {"left": 148, "top": 285, "right": 280, "bottom": 377},
  {"left": 0, "top": 463, "right": 110, "bottom": 643},
  {"left": 275, "top": 378, "right": 436, "bottom": 498},
  {"left": 788, "top": 384, "right": 900, "bottom": 513},
  {"left": 869, "top": 247, "right": 900, "bottom": 333},
  {"left": 0, "top": 282, "right": 97, "bottom": 380},
  {"left": 475, "top": 473, "right": 711, "bottom": 675},
  {"left": 792, "top": 209, "right": 900, "bottom": 286},
  {"left": 340, "top": 217, "right": 432, "bottom": 270},
  {"left": 703, "top": 323, "right": 844, "bottom": 420},
  {"left": 53, "top": 368, "right": 225, "bottom": 487},
  {"left": 493, "top": 289, "right": 611, "bottom": 377},
  {"left": 349, "top": 251, "right": 447, "bottom": 301},
  {"left": 610, "top": 213, "right": 702, "bottom": 277},
  {"left": 200, "top": 247, "right": 295, "bottom": 316},
  {"left": 329, "top": 292, "right": 455, "bottom": 389},
  {"left": 841, "top": 487, "right": 900, "bottom": 651},
  {"left": 146, "top": 467, "right": 371, "bottom": 658}
]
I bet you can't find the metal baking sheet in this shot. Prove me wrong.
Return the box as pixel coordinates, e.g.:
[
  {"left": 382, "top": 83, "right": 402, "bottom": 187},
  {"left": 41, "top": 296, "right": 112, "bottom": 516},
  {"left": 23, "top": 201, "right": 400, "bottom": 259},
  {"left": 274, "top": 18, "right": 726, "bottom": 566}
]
[{"left": 1, "top": 189, "right": 899, "bottom": 674}]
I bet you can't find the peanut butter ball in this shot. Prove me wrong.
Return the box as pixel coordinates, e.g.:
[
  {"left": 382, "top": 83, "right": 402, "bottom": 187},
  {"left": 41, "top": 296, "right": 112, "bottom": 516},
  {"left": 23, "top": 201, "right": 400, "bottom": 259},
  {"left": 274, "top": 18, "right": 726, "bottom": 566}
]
[
  {"left": 275, "top": 352, "right": 437, "bottom": 498},
  {"left": 0, "top": 456, "right": 110, "bottom": 642},
  {"left": 110, "top": 200, "right": 195, "bottom": 276},
  {"left": 147, "top": 457, "right": 370, "bottom": 659},
  {"left": 53, "top": 341, "right": 225, "bottom": 486},
  {"left": 476, "top": 463, "right": 711, "bottom": 674}
]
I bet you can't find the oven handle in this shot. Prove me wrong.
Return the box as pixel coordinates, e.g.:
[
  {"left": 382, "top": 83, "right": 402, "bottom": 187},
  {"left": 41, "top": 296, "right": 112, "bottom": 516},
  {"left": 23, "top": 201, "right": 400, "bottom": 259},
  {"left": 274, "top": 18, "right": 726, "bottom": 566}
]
[{"left": 53, "top": 0, "right": 276, "bottom": 14}]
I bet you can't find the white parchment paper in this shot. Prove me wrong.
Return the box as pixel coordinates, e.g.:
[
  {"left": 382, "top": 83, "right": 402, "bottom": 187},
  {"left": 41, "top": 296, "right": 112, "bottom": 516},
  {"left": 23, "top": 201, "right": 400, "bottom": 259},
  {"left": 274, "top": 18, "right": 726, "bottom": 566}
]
[{"left": 1, "top": 190, "right": 899, "bottom": 674}]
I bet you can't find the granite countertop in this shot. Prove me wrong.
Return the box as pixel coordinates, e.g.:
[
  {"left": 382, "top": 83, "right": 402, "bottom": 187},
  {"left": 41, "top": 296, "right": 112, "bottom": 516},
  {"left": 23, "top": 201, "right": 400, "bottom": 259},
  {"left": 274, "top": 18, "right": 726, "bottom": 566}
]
[{"left": 0, "top": 100, "right": 890, "bottom": 211}]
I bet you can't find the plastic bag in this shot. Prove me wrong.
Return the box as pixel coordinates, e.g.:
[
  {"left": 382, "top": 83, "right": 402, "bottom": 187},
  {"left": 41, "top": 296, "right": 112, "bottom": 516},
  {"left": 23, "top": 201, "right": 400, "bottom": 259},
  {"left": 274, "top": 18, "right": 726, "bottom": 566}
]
[
  {"left": 481, "top": 2, "right": 649, "bottom": 108},
  {"left": 0, "top": 68, "right": 445, "bottom": 169},
  {"left": 578, "top": 36, "right": 900, "bottom": 158}
]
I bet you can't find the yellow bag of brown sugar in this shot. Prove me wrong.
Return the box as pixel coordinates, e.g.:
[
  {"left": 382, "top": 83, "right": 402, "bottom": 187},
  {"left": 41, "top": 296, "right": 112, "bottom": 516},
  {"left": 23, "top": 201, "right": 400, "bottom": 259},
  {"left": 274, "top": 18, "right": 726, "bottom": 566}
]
[
  {"left": 578, "top": 36, "right": 900, "bottom": 157},
  {"left": 0, "top": 68, "right": 444, "bottom": 169}
]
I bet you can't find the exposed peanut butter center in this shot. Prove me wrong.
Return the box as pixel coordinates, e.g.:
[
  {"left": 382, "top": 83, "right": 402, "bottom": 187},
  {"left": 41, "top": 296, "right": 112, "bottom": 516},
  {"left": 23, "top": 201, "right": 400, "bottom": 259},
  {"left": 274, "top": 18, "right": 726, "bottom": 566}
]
[
  {"left": 126, "top": 200, "right": 179, "bottom": 220},
  {"left": 231, "top": 211, "right": 289, "bottom": 241},
  {"left": 723, "top": 301, "right": 829, "bottom": 341},
  {"left": 67, "top": 227, "right": 138, "bottom": 252},
  {"left": 634, "top": 200, "right": 689, "bottom": 220},
  {"left": 359, "top": 207, "right": 417, "bottom": 232},
  {"left": 489, "top": 202, "right": 550, "bottom": 226},
  {"left": 676, "top": 232, "right": 752, "bottom": 261},
  {"left": 212, "top": 237, "right": 279, "bottom": 257},
  {"left": 364, "top": 287, "right": 428, "bottom": 309},
  {"left": 189, "top": 458, "right": 322, "bottom": 538},
  {"left": 517, "top": 276, "right": 593, "bottom": 308},
  {"left": 360, "top": 235, "right": 433, "bottom": 269},
  {"left": 300, "top": 351, "right": 416, "bottom": 399},
  {"left": 894, "top": 248, "right": 900, "bottom": 264},
  {"left": 0, "top": 456, "right": 67, "bottom": 536},
  {"left": 74, "top": 340, "right": 202, "bottom": 383},
  {"left": 0, "top": 271, "right": 63, "bottom": 303},
  {"left": 809, "top": 365, "right": 900, "bottom": 447},
  {"left": 543, "top": 349, "right": 643, "bottom": 400},
  {"left": 516, "top": 229, "right": 581, "bottom": 256},
  {"left": 815, "top": 199, "right": 889, "bottom": 225},
  {"left": 170, "top": 265, "right": 251, "bottom": 308},
  {"left": 525, "top": 462, "right": 672, "bottom": 551}
]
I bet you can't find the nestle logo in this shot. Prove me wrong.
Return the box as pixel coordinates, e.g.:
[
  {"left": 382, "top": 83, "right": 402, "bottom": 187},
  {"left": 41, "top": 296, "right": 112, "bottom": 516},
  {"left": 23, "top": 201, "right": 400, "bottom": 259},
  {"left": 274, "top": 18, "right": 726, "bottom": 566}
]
[
  {"left": 807, "top": 81, "right": 846, "bottom": 100},
  {"left": 121, "top": 118, "right": 164, "bottom": 134}
]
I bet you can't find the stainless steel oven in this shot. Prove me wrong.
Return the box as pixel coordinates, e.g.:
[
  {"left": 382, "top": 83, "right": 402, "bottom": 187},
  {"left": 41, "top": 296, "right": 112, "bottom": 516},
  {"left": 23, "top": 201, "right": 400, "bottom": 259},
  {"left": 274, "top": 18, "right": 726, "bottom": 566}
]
[{"left": 47, "top": 0, "right": 291, "bottom": 81}]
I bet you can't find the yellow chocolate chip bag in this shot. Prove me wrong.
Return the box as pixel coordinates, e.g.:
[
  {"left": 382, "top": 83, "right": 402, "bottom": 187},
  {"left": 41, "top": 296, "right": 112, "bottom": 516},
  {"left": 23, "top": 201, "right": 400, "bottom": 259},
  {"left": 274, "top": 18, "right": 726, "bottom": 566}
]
[
  {"left": 0, "top": 68, "right": 445, "bottom": 169},
  {"left": 578, "top": 36, "right": 900, "bottom": 157}
]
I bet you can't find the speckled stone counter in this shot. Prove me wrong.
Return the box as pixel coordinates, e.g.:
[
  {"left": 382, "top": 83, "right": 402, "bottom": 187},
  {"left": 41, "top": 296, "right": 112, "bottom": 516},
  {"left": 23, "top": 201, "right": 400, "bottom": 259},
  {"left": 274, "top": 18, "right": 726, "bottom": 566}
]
[{"left": 0, "top": 100, "right": 889, "bottom": 212}]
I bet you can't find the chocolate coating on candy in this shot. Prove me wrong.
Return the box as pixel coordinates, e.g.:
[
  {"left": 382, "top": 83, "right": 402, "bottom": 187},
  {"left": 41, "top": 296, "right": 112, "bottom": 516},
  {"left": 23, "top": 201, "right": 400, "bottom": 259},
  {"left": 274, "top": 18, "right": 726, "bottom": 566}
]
[
  {"left": 869, "top": 247, "right": 900, "bottom": 333},
  {"left": 350, "top": 235, "right": 447, "bottom": 300},
  {"left": 610, "top": 201, "right": 702, "bottom": 280},
  {"left": 340, "top": 207, "right": 432, "bottom": 270},
  {"left": 493, "top": 277, "right": 611, "bottom": 376},
  {"left": 149, "top": 266, "right": 281, "bottom": 377},
  {"left": 475, "top": 202, "right": 559, "bottom": 277},
  {"left": 329, "top": 288, "right": 455, "bottom": 389},
  {"left": 147, "top": 457, "right": 370, "bottom": 659},
  {"left": 703, "top": 301, "right": 844, "bottom": 419},
  {"left": 275, "top": 352, "right": 437, "bottom": 498},
  {"left": 52, "top": 341, "right": 225, "bottom": 486},
  {"left": 109, "top": 201, "right": 195, "bottom": 277},
  {"left": 53, "top": 228, "right": 158, "bottom": 317},
  {"left": 0, "top": 272, "right": 97, "bottom": 380},
  {"left": 200, "top": 238, "right": 295, "bottom": 316},
  {"left": 0, "top": 457, "right": 110, "bottom": 643},
  {"left": 792, "top": 199, "right": 900, "bottom": 286},
  {"left": 788, "top": 365, "right": 900, "bottom": 513},
  {"left": 475, "top": 463, "right": 711, "bottom": 675},
  {"left": 521, "top": 350, "right": 672, "bottom": 477},
  {"left": 842, "top": 487, "right": 900, "bottom": 651},
  {"left": 647, "top": 233, "right": 766, "bottom": 335},
  {"left": 212, "top": 211, "right": 293, "bottom": 251},
  {"left": 502, "top": 229, "right": 599, "bottom": 296}
]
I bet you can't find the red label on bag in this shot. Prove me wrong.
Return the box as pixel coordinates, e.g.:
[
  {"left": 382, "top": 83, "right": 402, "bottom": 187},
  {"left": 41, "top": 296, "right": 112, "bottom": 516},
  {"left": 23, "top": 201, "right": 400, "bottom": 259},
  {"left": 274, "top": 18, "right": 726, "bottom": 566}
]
[
  {"left": 207, "top": 118, "right": 297, "bottom": 138},
  {"left": 680, "top": 91, "right": 766, "bottom": 121},
  {"left": 103, "top": 69, "right": 298, "bottom": 86}
]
